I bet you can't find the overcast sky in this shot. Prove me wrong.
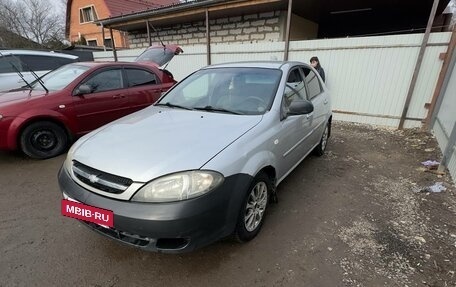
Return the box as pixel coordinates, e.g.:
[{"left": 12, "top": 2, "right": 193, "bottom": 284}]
[{"left": 10, "top": 0, "right": 66, "bottom": 15}]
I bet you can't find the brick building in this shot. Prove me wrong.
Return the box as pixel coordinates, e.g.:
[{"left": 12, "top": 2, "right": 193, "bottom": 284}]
[
  {"left": 96, "top": 0, "right": 451, "bottom": 47},
  {"left": 127, "top": 10, "right": 315, "bottom": 48},
  {"left": 65, "top": 0, "right": 179, "bottom": 48},
  {"left": 97, "top": 0, "right": 322, "bottom": 49},
  {"left": 95, "top": 0, "right": 451, "bottom": 62}
]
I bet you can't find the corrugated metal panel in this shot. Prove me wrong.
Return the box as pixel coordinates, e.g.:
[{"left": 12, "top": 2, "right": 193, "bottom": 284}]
[
  {"left": 448, "top": 149, "right": 456, "bottom": 185},
  {"left": 93, "top": 32, "right": 452, "bottom": 128},
  {"left": 164, "top": 45, "right": 207, "bottom": 81},
  {"left": 432, "top": 117, "right": 455, "bottom": 184},
  {"left": 435, "top": 59, "right": 456, "bottom": 135},
  {"left": 288, "top": 32, "right": 451, "bottom": 128},
  {"left": 211, "top": 42, "right": 285, "bottom": 63},
  {"left": 433, "top": 49, "right": 456, "bottom": 184}
]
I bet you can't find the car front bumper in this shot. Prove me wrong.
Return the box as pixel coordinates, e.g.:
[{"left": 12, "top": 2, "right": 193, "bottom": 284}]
[{"left": 58, "top": 167, "right": 252, "bottom": 253}]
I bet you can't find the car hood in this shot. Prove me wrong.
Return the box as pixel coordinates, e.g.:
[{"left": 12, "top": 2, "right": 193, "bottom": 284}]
[
  {"left": 70, "top": 107, "right": 262, "bottom": 182},
  {"left": 134, "top": 44, "right": 183, "bottom": 66},
  {"left": 0, "top": 89, "right": 46, "bottom": 106}
]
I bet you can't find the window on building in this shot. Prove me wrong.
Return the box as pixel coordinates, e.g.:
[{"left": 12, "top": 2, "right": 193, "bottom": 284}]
[
  {"left": 87, "top": 39, "right": 98, "bottom": 47},
  {"left": 79, "top": 6, "right": 98, "bottom": 23},
  {"left": 104, "top": 38, "right": 113, "bottom": 48}
]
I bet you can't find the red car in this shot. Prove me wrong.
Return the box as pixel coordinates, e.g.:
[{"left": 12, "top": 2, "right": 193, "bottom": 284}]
[{"left": 0, "top": 46, "right": 181, "bottom": 159}]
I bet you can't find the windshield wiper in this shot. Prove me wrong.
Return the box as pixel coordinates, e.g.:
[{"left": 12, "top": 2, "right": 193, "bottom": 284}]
[
  {"left": 193, "top": 106, "right": 241, "bottom": 115},
  {"left": 155, "top": 102, "right": 192, "bottom": 110}
]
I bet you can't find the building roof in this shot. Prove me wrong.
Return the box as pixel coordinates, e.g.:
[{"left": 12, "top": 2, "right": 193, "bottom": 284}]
[
  {"left": 65, "top": 0, "right": 180, "bottom": 37},
  {"left": 104, "top": 0, "right": 180, "bottom": 17}
]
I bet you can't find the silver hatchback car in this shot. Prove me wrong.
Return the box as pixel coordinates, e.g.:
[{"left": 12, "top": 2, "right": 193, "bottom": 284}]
[
  {"left": 58, "top": 61, "right": 332, "bottom": 253},
  {"left": 0, "top": 50, "right": 78, "bottom": 92}
]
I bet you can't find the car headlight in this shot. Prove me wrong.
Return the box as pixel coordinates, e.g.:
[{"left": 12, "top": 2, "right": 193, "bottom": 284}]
[
  {"left": 132, "top": 171, "right": 224, "bottom": 203},
  {"left": 0, "top": 114, "right": 3, "bottom": 120}
]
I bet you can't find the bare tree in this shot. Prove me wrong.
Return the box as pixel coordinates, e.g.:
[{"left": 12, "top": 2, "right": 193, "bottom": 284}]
[{"left": 0, "top": 0, "right": 65, "bottom": 46}]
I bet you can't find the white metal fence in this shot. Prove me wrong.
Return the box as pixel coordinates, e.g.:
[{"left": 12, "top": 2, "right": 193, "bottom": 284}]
[
  {"left": 432, "top": 46, "right": 456, "bottom": 184},
  {"left": 94, "top": 32, "right": 452, "bottom": 128}
]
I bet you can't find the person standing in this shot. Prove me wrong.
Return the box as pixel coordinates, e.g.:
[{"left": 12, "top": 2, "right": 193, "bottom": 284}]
[{"left": 310, "top": 56, "right": 325, "bottom": 82}]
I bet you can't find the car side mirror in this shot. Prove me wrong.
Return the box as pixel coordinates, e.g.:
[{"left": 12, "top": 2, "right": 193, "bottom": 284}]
[
  {"left": 288, "top": 100, "right": 314, "bottom": 116},
  {"left": 74, "top": 84, "right": 92, "bottom": 96}
]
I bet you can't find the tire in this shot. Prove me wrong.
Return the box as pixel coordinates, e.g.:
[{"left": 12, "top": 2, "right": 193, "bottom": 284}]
[
  {"left": 20, "top": 121, "right": 68, "bottom": 159},
  {"left": 234, "top": 172, "right": 271, "bottom": 242},
  {"left": 314, "top": 121, "right": 330, "bottom": 156}
]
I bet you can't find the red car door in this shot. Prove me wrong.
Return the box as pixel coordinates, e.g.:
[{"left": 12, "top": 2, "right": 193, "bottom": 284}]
[
  {"left": 72, "top": 67, "right": 130, "bottom": 134},
  {"left": 124, "top": 67, "right": 163, "bottom": 112}
]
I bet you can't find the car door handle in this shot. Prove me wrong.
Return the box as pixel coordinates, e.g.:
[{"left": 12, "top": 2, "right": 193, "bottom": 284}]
[
  {"left": 113, "top": 94, "right": 126, "bottom": 99},
  {"left": 324, "top": 99, "right": 328, "bottom": 105},
  {"left": 306, "top": 112, "right": 314, "bottom": 119}
]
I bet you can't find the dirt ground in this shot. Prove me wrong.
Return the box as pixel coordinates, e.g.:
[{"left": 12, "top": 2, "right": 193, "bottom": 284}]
[{"left": 0, "top": 121, "right": 455, "bottom": 287}]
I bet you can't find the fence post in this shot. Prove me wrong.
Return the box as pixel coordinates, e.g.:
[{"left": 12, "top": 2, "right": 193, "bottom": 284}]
[
  {"left": 101, "top": 24, "right": 106, "bottom": 52},
  {"left": 398, "top": 0, "right": 439, "bottom": 129},
  {"left": 109, "top": 28, "right": 118, "bottom": 62},
  {"left": 283, "top": 0, "right": 292, "bottom": 61},
  {"left": 206, "top": 9, "right": 211, "bottom": 65}
]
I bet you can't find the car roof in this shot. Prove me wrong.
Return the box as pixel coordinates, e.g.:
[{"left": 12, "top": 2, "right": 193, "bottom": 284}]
[
  {"left": 74, "top": 61, "right": 159, "bottom": 68},
  {"left": 205, "top": 61, "right": 307, "bottom": 70},
  {"left": 0, "top": 49, "right": 78, "bottom": 59}
]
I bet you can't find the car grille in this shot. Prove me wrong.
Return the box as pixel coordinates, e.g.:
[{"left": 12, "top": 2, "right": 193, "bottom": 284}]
[
  {"left": 72, "top": 161, "right": 133, "bottom": 194},
  {"left": 82, "top": 221, "right": 190, "bottom": 251},
  {"left": 84, "top": 221, "right": 152, "bottom": 247}
]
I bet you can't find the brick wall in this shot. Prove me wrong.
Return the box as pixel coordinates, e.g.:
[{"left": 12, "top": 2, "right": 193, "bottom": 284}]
[{"left": 128, "top": 11, "right": 285, "bottom": 48}]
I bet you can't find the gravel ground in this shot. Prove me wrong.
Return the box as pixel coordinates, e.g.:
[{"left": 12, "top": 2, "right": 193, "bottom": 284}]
[{"left": 0, "top": 121, "right": 455, "bottom": 287}]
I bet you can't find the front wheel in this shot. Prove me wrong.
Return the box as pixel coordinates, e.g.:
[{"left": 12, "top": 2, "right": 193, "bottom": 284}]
[
  {"left": 20, "top": 121, "right": 69, "bottom": 159},
  {"left": 234, "top": 172, "right": 271, "bottom": 242}
]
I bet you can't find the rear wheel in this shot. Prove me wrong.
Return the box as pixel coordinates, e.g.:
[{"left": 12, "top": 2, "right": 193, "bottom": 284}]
[
  {"left": 234, "top": 172, "right": 271, "bottom": 242},
  {"left": 20, "top": 121, "right": 68, "bottom": 159},
  {"left": 314, "top": 122, "right": 330, "bottom": 156}
]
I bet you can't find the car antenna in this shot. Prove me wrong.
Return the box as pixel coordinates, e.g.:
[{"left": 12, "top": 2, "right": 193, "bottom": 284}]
[{"left": 0, "top": 51, "right": 33, "bottom": 90}]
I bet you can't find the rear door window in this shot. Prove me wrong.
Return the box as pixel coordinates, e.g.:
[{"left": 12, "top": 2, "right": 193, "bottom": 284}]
[
  {"left": 19, "top": 55, "right": 74, "bottom": 72},
  {"left": 0, "top": 56, "right": 22, "bottom": 73},
  {"left": 303, "top": 67, "right": 322, "bottom": 99},
  {"left": 125, "top": 68, "right": 159, "bottom": 87}
]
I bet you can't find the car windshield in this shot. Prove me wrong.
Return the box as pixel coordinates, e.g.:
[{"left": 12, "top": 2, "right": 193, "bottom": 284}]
[
  {"left": 157, "top": 67, "right": 282, "bottom": 115},
  {"left": 31, "top": 64, "right": 90, "bottom": 91}
]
